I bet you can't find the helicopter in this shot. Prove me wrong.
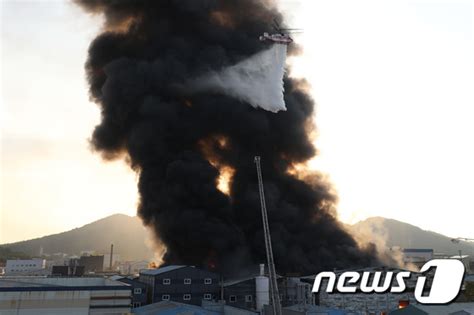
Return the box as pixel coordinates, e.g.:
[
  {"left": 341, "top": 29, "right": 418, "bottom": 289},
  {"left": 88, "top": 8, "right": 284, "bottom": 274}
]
[{"left": 259, "top": 19, "right": 302, "bottom": 45}]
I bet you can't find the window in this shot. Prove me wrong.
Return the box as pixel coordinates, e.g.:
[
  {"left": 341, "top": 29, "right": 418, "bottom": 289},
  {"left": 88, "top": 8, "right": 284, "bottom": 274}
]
[
  {"left": 229, "top": 295, "right": 237, "bottom": 302},
  {"left": 245, "top": 295, "right": 253, "bottom": 302},
  {"left": 163, "top": 278, "right": 171, "bottom": 285},
  {"left": 184, "top": 278, "right": 191, "bottom": 285},
  {"left": 204, "top": 293, "right": 212, "bottom": 300},
  {"left": 133, "top": 302, "right": 141, "bottom": 308},
  {"left": 204, "top": 278, "right": 212, "bottom": 284},
  {"left": 183, "top": 294, "right": 191, "bottom": 301},
  {"left": 162, "top": 294, "right": 170, "bottom": 301},
  {"left": 134, "top": 288, "right": 142, "bottom": 294}
]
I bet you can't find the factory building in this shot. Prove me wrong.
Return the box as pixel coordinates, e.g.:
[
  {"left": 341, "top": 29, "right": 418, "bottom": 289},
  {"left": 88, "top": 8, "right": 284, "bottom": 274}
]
[
  {"left": 133, "top": 300, "right": 259, "bottom": 315},
  {"left": 139, "top": 265, "right": 220, "bottom": 305},
  {"left": 223, "top": 276, "right": 260, "bottom": 310},
  {"left": 77, "top": 255, "right": 105, "bottom": 273},
  {"left": 402, "top": 248, "right": 434, "bottom": 269},
  {"left": 0, "top": 277, "right": 132, "bottom": 314},
  {"left": 118, "top": 260, "right": 150, "bottom": 275},
  {"left": 4, "top": 259, "right": 46, "bottom": 275},
  {"left": 51, "top": 265, "right": 85, "bottom": 277},
  {"left": 223, "top": 264, "right": 312, "bottom": 311},
  {"left": 103, "top": 253, "right": 121, "bottom": 271},
  {"left": 311, "top": 266, "right": 428, "bottom": 314},
  {"left": 110, "top": 275, "right": 148, "bottom": 309}
]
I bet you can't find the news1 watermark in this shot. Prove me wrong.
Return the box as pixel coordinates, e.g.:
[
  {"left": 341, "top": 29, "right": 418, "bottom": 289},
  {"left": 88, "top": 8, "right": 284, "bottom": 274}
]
[{"left": 312, "top": 259, "right": 465, "bottom": 304}]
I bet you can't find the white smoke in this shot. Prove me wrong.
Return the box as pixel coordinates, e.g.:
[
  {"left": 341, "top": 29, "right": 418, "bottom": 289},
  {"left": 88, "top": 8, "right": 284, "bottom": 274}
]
[{"left": 190, "top": 44, "right": 287, "bottom": 113}]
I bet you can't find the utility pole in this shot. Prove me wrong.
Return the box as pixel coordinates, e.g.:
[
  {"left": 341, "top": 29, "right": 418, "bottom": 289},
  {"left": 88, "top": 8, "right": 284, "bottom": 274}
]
[
  {"left": 254, "top": 156, "right": 282, "bottom": 315},
  {"left": 109, "top": 244, "right": 114, "bottom": 271}
]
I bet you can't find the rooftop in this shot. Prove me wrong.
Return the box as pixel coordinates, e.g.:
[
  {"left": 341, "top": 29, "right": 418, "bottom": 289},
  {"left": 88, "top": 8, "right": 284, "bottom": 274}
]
[
  {"left": 416, "top": 302, "right": 474, "bottom": 315},
  {"left": 0, "top": 276, "right": 130, "bottom": 291},
  {"left": 403, "top": 249, "right": 434, "bottom": 253},
  {"left": 133, "top": 301, "right": 220, "bottom": 315},
  {"left": 140, "top": 265, "right": 187, "bottom": 276}
]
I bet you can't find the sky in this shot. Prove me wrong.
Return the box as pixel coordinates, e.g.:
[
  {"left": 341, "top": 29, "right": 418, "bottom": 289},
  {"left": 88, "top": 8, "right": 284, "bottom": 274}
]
[{"left": 1, "top": 0, "right": 473, "bottom": 244}]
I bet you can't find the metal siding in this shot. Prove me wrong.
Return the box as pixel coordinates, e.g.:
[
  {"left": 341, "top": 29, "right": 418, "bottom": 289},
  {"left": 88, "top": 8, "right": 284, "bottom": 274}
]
[
  {"left": 148, "top": 267, "right": 220, "bottom": 305},
  {"left": 224, "top": 279, "right": 256, "bottom": 310}
]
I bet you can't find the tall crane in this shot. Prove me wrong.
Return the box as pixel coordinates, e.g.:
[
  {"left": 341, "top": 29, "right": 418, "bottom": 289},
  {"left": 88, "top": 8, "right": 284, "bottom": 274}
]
[{"left": 254, "top": 156, "right": 282, "bottom": 315}]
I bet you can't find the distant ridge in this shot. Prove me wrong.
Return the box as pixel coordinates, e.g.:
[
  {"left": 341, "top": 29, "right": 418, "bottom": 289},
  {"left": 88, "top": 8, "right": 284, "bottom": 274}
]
[
  {"left": 2, "top": 214, "right": 473, "bottom": 261},
  {"left": 0, "top": 214, "right": 154, "bottom": 260},
  {"left": 351, "top": 216, "right": 474, "bottom": 256}
]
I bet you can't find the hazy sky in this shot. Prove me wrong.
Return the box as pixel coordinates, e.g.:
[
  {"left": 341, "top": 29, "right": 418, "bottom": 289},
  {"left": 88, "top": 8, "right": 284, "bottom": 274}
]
[{"left": 1, "top": 0, "right": 473, "bottom": 244}]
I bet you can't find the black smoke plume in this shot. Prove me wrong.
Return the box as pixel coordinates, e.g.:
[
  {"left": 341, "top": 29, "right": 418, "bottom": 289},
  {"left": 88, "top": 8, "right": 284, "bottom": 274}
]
[{"left": 75, "top": 0, "right": 378, "bottom": 275}]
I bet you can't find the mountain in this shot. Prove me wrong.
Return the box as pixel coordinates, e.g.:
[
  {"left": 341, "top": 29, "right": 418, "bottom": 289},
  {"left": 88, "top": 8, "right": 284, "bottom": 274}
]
[
  {"left": 0, "top": 214, "right": 154, "bottom": 260},
  {"left": 350, "top": 216, "right": 474, "bottom": 256},
  {"left": 2, "top": 214, "right": 472, "bottom": 262}
]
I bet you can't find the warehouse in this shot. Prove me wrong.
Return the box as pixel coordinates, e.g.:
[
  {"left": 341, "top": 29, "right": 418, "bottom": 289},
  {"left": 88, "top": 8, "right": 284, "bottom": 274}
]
[
  {"left": 0, "top": 277, "right": 131, "bottom": 314},
  {"left": 139, "top": 265, "right": 220, "bottom": 305}
]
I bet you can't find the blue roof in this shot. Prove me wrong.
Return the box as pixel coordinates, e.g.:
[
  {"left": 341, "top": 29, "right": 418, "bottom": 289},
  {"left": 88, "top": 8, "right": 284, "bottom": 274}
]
[
  {"left": 139, "top": 265, "right": 187, "bottom": 276},
  {"left": 133, "top": 301, "right": 220, "bottom": 315},
  {"left": 285, "top": 304, "right": 357, "bottom": 315}
]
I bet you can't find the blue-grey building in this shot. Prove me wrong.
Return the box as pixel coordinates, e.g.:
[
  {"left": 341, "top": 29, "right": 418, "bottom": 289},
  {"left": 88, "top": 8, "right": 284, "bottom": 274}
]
[
  {"left": 139, "top": 265, "right": 220, "bottom": 305},
  {"left": 111, "top": 275, "right": 148, "bottom": 308}
]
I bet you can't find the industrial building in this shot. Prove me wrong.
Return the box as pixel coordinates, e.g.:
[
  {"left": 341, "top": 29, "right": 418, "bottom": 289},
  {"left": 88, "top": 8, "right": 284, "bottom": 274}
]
[
  {"left": 139, "top": 265, "right": 220, "bottom": 305},
  {"left": 281, "top": 304, "right": 360, "bottom": 315},
  {"left": 117, "top": 260, "right": 150, "bottom": 275},
  {"left": 51, "top": 265, "right": 85, "bottom": 277},
  {"left": 77, "top": 255, "right": 105, "bottom": 273},
  {"left": 416, "top": 302, "right": 474, "bottom": 315},
  {"left": 4, "top": 259, "right": 46, "bottom": 275},
  {"left": 132, "top": 300, "right": 259, "bottom": 315},
  {"left": 0, "top": 277, "right": 132, "bottom": 314},
  {"left": 110, "top": 275, "right": 148, "bottom": 309},
  {"left": 311, "top": 266, "right": 425, "bottom": 314},
  {"left": 223, "top": 265, "right": 311, "bottom": 311},
  {"left": 402, "top": 248, "right": 434, "bottom": 269}
]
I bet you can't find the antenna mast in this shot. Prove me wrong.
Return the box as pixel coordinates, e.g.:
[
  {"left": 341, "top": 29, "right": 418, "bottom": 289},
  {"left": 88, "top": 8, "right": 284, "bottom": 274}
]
[{"left": 254, "top": 156, "right": 282, "bottom": 315}]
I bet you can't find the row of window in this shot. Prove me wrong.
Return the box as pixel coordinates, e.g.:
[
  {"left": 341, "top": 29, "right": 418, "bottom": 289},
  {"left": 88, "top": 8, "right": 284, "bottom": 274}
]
[
  {"left": 161, "top": 293, "right": 212, "bottom": 301},
  {"left": 162, "top": 278, "right": 213, "bottom": 285},
  {"left": 11, "top": 264, "right": 38, "bottom": 268},
  {"left": 159, "top": 294, "right": 253, "bottom": 303}
]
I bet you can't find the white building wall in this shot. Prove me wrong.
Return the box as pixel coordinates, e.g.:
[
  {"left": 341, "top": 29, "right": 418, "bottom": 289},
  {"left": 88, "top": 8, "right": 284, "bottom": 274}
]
[
  {"left": 5, "top": 259, "right": 46, "bottom": 275},
  {"left": 0, "top": 277, "right": 132, "bottom": 314},
  {"left": 319, "top": 291, "right": 416, "bottom": 314},
  {"left": 0, "top": 290, "right": 90, "bottom": 315}
]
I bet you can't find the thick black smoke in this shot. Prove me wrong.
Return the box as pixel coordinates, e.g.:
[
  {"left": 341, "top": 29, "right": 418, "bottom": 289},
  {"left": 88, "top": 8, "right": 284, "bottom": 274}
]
[{"left": 76, "top": 0, "right": 378, "bottom": 275}]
